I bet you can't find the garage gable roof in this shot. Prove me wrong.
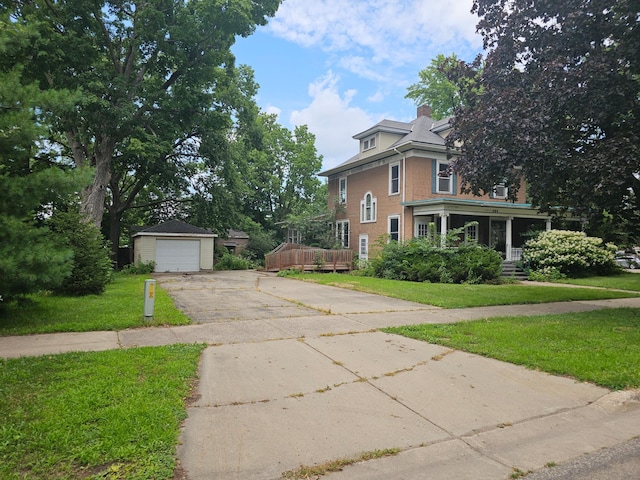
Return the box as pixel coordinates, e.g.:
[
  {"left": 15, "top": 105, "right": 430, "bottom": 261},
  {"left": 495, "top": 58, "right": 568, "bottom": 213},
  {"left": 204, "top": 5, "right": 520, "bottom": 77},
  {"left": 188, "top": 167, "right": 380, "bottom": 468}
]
[{"left": 133, "top": 219, "right": 216, "bottom": 237}]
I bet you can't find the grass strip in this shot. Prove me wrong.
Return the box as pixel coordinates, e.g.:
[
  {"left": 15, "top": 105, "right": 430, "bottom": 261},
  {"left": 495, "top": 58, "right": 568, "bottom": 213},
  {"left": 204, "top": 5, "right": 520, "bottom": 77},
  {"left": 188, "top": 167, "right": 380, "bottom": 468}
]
[
  {"left": 281, "top": 448, "right": 400, "bottom": 479},
  {"left": 0, "top": 275, "right": 190, "bottom": 335},
  {"left": 0, "top": 344, "right": 205, "bottom": 480},
  {"left": 556, "top": 272, "right": 640, "bottom": 291},
  {"left": 383, "top": 308, "right": 640, "bottom": 390},
  {"left": 288, "top": 273, "right": 638, "bottom": 308}
]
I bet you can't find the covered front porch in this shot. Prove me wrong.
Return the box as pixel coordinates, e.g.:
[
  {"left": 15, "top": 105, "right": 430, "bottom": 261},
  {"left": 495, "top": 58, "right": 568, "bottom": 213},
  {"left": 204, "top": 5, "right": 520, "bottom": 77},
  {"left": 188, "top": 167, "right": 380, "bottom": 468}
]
[{"left": 403, "top": 198, "right": 554, "bottom": 261}]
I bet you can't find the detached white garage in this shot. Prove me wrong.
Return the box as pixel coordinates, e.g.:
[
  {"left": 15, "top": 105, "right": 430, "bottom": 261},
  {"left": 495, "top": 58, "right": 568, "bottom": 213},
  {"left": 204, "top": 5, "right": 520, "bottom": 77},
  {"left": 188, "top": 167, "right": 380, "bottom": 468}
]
[{"left": 132, "top": 220, "right": 217, "bottom": 273}]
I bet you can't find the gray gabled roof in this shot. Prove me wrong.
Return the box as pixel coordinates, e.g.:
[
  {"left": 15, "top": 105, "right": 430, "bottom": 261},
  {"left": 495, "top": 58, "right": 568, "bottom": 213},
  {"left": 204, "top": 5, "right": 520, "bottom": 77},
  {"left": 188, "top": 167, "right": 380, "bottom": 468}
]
[
  {"left": 134, "top": 219, "right": 214, "bottom": 236},
  {"left": 388, "top": 115, "right": 447, "bottom": 149},
  {"left": 319, "top": 112, "right": 452, "bottom": 177},
  {"left": 353, "top": 119, "right": 412, "bottom": 139},
  {"left": 227, "top": 229, "right": 249, "bottom": 239}
]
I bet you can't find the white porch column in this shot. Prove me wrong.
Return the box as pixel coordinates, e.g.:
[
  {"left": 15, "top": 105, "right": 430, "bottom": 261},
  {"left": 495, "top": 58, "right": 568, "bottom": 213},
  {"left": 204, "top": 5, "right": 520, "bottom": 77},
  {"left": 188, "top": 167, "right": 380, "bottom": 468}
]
[
  {"left": 506, "top": 216, "right": 513, "bottom": 261},
  {"left": 546, "top": 219, "right": 552, "bottom": 231},
  {"left": 440, "top": 213, "right": 448, "bottom": 247}
]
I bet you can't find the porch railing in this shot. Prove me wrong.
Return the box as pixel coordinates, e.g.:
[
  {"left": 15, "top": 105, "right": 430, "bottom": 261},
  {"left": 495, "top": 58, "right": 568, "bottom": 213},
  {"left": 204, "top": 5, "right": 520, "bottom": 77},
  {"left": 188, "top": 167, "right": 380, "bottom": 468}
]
[
  {"left": 265, "top": 243, "right": 353, "bottom": 272},
  {"left": 507, "top": 247, "right": 523, "bottom": 262}
]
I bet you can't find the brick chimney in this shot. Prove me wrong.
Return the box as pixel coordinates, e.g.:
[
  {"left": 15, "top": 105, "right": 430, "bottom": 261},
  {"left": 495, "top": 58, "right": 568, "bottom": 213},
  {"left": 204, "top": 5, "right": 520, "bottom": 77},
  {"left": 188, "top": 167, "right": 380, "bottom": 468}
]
[{"left": 417, "top": 104, "right": 432, "bottom": 118}]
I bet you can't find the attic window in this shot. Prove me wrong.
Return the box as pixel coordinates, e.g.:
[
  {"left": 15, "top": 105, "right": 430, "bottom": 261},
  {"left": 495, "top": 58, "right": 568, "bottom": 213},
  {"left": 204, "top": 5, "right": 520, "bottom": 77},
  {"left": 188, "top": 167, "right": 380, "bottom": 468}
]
[{"left": 362, "top": 135, "right": 376, "bottom": 151}]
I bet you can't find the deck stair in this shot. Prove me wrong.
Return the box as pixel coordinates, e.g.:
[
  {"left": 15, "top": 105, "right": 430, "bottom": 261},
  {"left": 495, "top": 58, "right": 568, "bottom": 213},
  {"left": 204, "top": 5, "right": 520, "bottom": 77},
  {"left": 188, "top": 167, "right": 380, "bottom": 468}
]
[{"left": 501, "top": 261, "right": 528, "bottom": 281}]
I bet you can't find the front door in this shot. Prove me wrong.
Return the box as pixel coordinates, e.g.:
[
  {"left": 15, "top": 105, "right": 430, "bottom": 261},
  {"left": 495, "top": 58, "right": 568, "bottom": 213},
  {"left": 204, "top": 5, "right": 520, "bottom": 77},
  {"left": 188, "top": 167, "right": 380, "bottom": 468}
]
[{"left": 490, "top": 219, "right": 506, "bottom": 256}]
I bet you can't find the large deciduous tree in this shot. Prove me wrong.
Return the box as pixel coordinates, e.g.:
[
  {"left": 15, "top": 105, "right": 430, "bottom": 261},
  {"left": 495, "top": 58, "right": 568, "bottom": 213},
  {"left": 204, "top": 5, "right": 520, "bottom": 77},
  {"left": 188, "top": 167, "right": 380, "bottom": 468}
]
[
  {"left": 406, "top": 53, "right": 464, "bottom": 120},
  {"left": 445, "top": 0, "right": 640, "bottom": 223},
  {"left": 3, "top": 0, "right": 281, "bottom": 248},
  {"left": 241, "top": 113, "right": 324, "bottom": 232}
]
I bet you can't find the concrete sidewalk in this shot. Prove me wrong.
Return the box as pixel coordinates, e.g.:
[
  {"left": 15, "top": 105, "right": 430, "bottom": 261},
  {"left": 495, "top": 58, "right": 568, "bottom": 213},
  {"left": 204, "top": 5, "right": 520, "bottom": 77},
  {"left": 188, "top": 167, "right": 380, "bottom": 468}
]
[
  {"left": 178, "top": 333, "right": 640, "bottom": 480},
  {"left": 1, "top": 271, "right": 639, "bottom": 480}
]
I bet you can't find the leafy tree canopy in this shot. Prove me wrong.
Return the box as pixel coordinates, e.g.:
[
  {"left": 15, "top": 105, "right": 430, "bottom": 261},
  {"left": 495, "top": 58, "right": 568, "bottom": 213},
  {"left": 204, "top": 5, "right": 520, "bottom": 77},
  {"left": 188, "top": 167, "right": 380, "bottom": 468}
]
[
  {"left": 2, "top": 0, "right": 282, "bottom": 250},
  {"left": 444, "top": 0, "right": 640, "bottom": 223},
  {"left": 240, "top": 113, "right": 325, "bottom": 233},
  {"left": 406, "top": 53, "right": 464, "bottom": 120}
]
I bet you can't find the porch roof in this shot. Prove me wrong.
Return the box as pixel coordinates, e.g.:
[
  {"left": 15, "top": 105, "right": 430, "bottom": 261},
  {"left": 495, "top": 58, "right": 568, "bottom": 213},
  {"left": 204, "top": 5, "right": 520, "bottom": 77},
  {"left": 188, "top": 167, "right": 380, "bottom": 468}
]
[
  {"left": 402, "top": 197, "right": 534, "bottom": 209},
  {"left": 402, "top": 197, "right": 552, "bottom": 219}
]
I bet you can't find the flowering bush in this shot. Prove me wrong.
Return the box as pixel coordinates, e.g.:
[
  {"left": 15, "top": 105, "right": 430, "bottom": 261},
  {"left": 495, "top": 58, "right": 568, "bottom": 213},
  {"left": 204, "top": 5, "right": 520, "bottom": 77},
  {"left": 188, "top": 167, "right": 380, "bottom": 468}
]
[{"left": 523, "top": 230, "right": 618, "bottom": 278}]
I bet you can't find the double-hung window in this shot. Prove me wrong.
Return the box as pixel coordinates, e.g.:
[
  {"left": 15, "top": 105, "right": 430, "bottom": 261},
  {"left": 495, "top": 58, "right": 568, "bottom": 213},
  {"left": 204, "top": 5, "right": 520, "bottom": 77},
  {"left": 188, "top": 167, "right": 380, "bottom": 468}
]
[
  {"left": 388, "top": 216, "right": 400, "bottom": 242},
  {"left": 436, "top": 161, "right": 453, "bottom": 194},
  {"left": 335, "top": 220, "right": 349, "bottom": 248},
  {"left": 338, "top": 177, "right": 347, "bottom": 204},
  {"left": 389, "top": 162, "right": 400, "bottom": 195},
  {"left": 360, "top": 192, "right": 377, "bottom": 223}
]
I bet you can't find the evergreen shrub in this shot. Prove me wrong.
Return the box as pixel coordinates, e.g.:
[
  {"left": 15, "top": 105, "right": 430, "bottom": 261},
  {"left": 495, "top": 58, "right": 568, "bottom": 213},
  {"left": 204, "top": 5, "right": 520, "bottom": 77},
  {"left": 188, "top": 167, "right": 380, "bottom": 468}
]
[
  {"left": 47, "top": 211, "right": 113, "bottom": 295},
  {"left": 371, "top": 237, "right": 502, "bottom": 284}
]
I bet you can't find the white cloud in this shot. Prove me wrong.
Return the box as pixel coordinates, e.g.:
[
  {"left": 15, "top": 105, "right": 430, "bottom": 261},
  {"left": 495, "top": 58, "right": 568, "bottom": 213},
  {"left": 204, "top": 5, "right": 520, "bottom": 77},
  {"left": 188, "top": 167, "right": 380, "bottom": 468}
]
[
  {"left": 269, "top": 0, "right": 482, "bottom": 68},
  {"left": 338, "top": 55, "right": 388, "bottom": 83},
  {"left": 257, "top": 1, "right": 484, "bottom": 173},
  {"left": 289, "top": 71, "right": 377, "bottom": 171},
  {"left": 367, "top": 90, "right": 385, "bottom": 103},
  {"left": 263, "top": 105, "right": 282, "bottom": 119}
]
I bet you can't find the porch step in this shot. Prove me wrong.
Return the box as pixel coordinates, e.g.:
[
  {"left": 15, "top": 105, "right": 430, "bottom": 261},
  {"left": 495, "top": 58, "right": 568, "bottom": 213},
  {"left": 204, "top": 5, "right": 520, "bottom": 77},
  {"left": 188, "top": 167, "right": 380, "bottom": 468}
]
[{"left": 501, "top": 261, "right": 528, "bottom": 281}]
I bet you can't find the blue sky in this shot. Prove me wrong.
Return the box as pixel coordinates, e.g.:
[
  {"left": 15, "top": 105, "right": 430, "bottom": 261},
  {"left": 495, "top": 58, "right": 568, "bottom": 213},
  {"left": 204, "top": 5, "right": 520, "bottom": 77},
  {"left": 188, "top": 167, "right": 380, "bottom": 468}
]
[{"left": 232, "top": 0, "right": 484, "bottom": 171}]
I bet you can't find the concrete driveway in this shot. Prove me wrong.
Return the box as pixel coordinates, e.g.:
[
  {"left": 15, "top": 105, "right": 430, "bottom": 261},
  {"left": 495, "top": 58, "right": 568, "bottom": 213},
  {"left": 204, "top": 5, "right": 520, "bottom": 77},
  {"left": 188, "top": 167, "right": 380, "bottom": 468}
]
[{"left": 143, "top": 271, "right": 640, "bottom": 480}]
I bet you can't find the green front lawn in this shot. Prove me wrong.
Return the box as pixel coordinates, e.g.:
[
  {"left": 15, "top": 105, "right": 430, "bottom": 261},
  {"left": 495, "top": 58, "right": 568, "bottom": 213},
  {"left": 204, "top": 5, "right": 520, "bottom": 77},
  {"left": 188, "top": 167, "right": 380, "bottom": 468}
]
[
  {"left": 556, "top": 272, "right": 640, "bottom": 291},
  {"left": 0, "top": 344, "right": 205, "bottom": 480},
  {"left": 0, "top": 275, "right": 191, "bottom": 336},
  {"left": 384, "top": 308, "right": 640, "bottom": 390},
  {"left": 288, "top": 273, "right": 638, "bottom": 308}
]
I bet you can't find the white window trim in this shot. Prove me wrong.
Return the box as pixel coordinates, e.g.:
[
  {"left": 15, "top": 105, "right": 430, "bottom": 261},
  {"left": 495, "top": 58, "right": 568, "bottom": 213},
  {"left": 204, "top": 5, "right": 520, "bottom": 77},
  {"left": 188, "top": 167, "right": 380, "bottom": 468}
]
[
  {"left": 338, "top": 177, "right": 347, "bottom": 204},
  {"left": 436, "top": 160, "right": 453, "bottom": 194},
  {"left": 465, "top": 223, "right": 478, "bottom": 244},
  {"left": 359, "top": 234, "right": 369, "bottom": 261},
  {"left": 360, "top": 192, "right": 377, "bottom": 223},
  {"left": 388, "top": 215, "right": 400, "bottom": 242},
  {"left": 362, "top": 135, "right": 376, "bottom": 151},
  {"left": 336, "top": 220, "right": 349, "bottom": 248},
  {"left": 493, "top": 183, "right": 508, "bottom": 199},
  {"left": 287, "top": 228, "right": 302, "bottom": 244},
  {"left": 416, "top": 219, "right": 436, "bottom": 239},
  {"left": 389, "top": 162, "right": 400, "bottom": 195}
]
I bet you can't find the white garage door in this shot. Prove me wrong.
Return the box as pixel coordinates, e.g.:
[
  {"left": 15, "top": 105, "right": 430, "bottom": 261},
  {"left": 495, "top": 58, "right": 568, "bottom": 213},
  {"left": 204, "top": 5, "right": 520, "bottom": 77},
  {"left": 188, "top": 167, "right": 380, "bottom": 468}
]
[{"left": 155, "top": 239, "right": 200, "bottom": 272}]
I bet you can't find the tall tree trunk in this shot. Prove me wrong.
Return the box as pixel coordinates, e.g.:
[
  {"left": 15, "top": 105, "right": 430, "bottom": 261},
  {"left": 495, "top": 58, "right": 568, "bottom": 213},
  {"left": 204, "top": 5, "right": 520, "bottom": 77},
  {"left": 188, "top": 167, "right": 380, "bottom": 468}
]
[
  {"left": 79, "top": 137, "right": 115, "bottom": 227},
  {"left": 108, "top": 210, "right": 122, "bottom": 265}
]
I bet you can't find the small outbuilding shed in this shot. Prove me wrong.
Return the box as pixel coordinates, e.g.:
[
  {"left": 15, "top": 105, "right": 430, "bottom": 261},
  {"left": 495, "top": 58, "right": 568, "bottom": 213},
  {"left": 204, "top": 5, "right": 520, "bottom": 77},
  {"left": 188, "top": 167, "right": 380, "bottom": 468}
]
[
  {"left": 132, "top": 220, "right": 217, "bottom": 272},
  {"left": 215, "top": 229, "right": 250, "bottom": 254}
]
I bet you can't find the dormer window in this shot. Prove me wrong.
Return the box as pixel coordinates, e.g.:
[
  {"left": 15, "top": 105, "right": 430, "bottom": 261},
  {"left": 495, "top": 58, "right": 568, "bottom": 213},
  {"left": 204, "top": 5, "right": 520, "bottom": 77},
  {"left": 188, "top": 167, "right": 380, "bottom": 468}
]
[{"left": 362, "top": 135, "right": 376, "bottom": 151}]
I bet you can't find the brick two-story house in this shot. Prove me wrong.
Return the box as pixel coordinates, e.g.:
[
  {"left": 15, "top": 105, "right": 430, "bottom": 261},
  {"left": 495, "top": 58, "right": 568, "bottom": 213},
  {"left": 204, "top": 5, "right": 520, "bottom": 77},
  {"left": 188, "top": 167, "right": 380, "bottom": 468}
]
[{"left": 319, "top": 105, "right": 554, "bottom": 262}]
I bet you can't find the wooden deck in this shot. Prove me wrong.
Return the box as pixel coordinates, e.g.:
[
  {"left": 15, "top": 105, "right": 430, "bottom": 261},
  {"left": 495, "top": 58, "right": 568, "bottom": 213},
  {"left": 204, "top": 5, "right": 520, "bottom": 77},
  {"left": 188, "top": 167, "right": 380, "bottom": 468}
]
[{"left": 265, "top": 243, "right": 353, "bottom": 272}]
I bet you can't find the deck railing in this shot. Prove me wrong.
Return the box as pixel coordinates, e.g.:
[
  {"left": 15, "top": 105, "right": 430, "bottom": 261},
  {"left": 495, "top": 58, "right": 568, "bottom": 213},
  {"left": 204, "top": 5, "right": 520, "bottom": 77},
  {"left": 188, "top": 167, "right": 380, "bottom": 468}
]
[{"left": 265, "top": 243, "right": 353, "bottom": 272}]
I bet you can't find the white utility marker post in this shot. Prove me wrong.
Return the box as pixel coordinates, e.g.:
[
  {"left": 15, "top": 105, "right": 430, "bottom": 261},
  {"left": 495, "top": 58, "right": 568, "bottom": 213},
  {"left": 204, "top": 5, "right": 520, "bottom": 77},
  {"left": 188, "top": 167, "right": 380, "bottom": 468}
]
[{"left": 143, "top": 279, "right": 156, "bottom": 320}]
